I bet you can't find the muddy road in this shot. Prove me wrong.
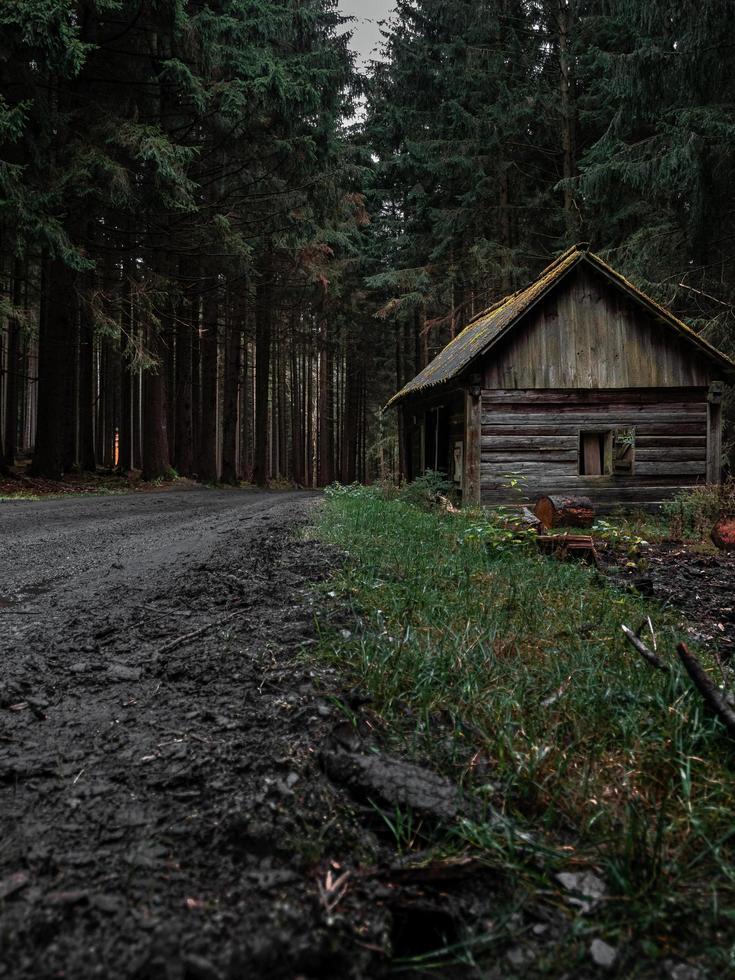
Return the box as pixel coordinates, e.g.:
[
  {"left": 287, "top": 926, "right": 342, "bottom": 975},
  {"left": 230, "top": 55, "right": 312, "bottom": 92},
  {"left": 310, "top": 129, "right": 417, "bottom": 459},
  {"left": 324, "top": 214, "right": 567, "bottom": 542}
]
[{"left": 1, "top": 489, "right": 424, "bottom": 980}]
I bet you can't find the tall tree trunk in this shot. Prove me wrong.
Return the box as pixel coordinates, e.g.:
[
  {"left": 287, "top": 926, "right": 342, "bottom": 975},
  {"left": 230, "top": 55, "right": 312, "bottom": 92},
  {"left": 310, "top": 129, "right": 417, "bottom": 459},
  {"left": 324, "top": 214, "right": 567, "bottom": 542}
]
[
  {"left": 221, "top": 284, "right": 241, "bottom": 485},
  {"left": 173, "top": 261, "right": 194, "bottom": 477},
  {"left": 317, "top": 318, "right": 333, "bottom": 486},
  {"left": 141, "top": 321, "right": 171, "bottom": 481},
  {"left": 3, "top": 257, "right": 23, "bottom": 468},
  {"left": 277, "top": 327, "right": 287, "bottom": 478},
  {"left": 101, "top": 337, "right": 116, "bottom": 469},
  {"left": 78, "top": 274, "right": 96, "bottom": 472},
  {"left": 62, "top": 287, "right": 80, "bottom": 472},
  {"left": 558, "top": 0, "right": 578, "bottom": 240},
  {"left": 289, "top": 318, "right": 303, "bottom": 486},
  {"left": 240, "top": 337, "right": 253, "bottom": 481},
  {"left": 340, "top": 342, "right": 359, "bottom": 483},
  {"left": 117, "top": 262, "right": 134, "bottom": 473},
  {"left": 0, "top": 322, "right": 5, "bottom": 469},
  {"left": 31, "top": 255, "right": 75, "bottom": 479},
  {"left": 254, "top": 259, "right": 271, "bottom": 486},
  {"left": 191, "top": 292, "right": 201, "bottom": 472},
  {"left": 499, "top": 168, "right": 512, "bottom": 292},
  {"left": 133, "top": 362, "right": 143, "bottom": 471},
  {"left": 306, "top": 345, "right": 314, "bottom": 487},
  {"left": 199, "top": 276, "right": 219, "bottom": 482}
]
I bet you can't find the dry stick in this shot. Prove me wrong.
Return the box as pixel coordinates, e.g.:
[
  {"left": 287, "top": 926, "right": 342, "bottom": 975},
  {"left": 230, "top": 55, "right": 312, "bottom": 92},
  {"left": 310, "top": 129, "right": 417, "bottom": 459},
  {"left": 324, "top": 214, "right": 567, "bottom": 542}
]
[
  {"left": 156, "top": 610, "right": 241, "bottom": 657},
  {"left": 646, "top": 615, "right": 657, "bottom": 652},
  {"left": 621, "top": 625, "right": 670, "bottom": 672},
  {"left": 677, "top": 642, "right": 735, "bottom": 736}
]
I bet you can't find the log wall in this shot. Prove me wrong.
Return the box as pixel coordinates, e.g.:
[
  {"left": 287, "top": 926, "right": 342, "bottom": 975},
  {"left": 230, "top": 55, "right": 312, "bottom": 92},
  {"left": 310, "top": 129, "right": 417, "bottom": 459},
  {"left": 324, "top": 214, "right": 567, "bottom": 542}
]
[{"left": 481, "top": 387, "right": 709, "bottom": 509}]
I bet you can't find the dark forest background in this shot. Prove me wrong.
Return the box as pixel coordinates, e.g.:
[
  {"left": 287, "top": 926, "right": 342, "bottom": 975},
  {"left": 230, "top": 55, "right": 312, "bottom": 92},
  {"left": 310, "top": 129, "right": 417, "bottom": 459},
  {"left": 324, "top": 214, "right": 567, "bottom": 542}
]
[{"left": 1, "top": 0, "right": 734, "bottom": 485}]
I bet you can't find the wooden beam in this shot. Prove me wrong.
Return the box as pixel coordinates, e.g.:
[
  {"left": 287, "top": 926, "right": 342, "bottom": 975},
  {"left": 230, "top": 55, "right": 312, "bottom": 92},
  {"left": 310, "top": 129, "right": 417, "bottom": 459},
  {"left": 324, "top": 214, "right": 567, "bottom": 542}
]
[
  {"left": 397, "top": 404, "right": 409, "bottom": 482},
  {"left": 463, "top": 385, "right": 481, "bottom": 506},
  {"left": 707, "top": 382, "right": 724, "bottom": 484}
]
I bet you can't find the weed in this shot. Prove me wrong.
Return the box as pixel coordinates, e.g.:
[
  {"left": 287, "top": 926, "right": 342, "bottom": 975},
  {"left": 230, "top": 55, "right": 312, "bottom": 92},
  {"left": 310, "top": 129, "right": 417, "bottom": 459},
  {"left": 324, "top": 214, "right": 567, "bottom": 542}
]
[{"left": 662, "top": 479, "right": 735, "bottom": 540}]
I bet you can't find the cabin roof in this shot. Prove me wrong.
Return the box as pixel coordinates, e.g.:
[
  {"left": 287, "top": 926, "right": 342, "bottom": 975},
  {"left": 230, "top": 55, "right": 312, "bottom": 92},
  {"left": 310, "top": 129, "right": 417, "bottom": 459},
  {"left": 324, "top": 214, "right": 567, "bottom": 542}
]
[{"left": 387, "top": 245, "right": 735, "bottom": 406}]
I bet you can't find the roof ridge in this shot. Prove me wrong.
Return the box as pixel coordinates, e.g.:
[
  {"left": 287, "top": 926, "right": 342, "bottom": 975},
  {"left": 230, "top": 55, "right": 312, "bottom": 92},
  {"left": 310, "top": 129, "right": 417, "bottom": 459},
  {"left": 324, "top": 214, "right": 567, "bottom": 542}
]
[{"left": 464, "top": 245, "right": 583, "bottom": 328}]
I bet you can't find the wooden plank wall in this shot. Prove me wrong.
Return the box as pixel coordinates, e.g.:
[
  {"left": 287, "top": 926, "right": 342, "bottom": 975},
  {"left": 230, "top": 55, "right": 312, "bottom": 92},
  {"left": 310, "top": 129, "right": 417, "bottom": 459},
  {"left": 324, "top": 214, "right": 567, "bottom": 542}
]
[
  {"left": 483, "top": 265, "right": 713, "bottom": 390},
  {"left": 481, "top": 388, "right": 709, "bottom": 509}
]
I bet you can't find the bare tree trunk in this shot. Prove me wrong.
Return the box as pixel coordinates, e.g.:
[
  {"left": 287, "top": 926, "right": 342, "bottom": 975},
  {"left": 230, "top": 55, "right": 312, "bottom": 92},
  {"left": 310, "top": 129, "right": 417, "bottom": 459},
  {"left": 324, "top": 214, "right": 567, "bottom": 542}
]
[
  {"left": 340, "top": 342, "right": 359, "bottom": 483},
  {"left": 499, "top": 168, "right": 512, "bottom": 292},
  {"left": 191, "top": 290, "right": 201, "bottom": 472},
  {"left": 221, "top": 283, "right": 241, "bottom": 484},
  {"left": 141, "top": 321, "right": 171, "bottom": 481},
  {"left": 317, "top": 318, "right": 333, "bottom": 486},
  {"left": 306, "top": 346, "right": 314, "bottom": 487},
  {"left": 31, "top": 255, "right": 75, "bottom": 479},
  {"left": 278, "top": 326, "right": 288, "bottom": 478},
  {"left": 117, "top": 261, "right": 134, "bottom": 473},
  {"left": 173, "top": 261, "right": 195, "bottom": 477},
  {"left": 133, "top": 361, "right": 143, "bottom": 471},
  {"left": 289, "top": 318, "right": 303, "bottom": 486},
  {"left": 254, "top": 257, "right": 271, "bottom": 486},
  {"left": 241, "top": 337, "right": 254, "bottom": 482},
  {"left": 78, "top": 273, "right": 96, "bottom": 472},
  {"left": 3, "top": 257, "right": 23, "bottom": 469},
  {"left": 199, "top": 275, "right": 219, "bottom": 482},
  {"left": 558, "top": 0, "right": 578, "bottom": 240}
]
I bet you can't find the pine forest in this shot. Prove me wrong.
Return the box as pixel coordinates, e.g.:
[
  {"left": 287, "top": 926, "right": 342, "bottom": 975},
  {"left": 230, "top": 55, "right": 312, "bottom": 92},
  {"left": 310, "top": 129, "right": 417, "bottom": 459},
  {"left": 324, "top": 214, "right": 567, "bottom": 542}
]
[{"left": 2, "top": 0, "right": 734, "bottom": 486}]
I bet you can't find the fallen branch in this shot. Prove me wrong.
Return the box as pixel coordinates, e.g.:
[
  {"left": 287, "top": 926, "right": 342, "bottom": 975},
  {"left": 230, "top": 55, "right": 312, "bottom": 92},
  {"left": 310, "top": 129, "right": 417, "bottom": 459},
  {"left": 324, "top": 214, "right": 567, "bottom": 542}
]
[
  {"left": 677, "top": 642, "right": 735, "bottom": 736},
  {"left": 621, "top": 625, "right": 669, "bottom": 672},
  {"left": 156, "top": 610, "right": 241, "bottom": 656},
  {"left": 647, "top": 616, "right": 657, "bottom": 652}
]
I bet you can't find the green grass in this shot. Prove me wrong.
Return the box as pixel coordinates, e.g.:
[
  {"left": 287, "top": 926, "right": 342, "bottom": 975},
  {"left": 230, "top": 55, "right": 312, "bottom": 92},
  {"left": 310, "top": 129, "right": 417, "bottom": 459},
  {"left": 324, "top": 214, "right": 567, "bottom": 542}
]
[{"left": 311, "top": 486, "right": 735, "bottom": 976}]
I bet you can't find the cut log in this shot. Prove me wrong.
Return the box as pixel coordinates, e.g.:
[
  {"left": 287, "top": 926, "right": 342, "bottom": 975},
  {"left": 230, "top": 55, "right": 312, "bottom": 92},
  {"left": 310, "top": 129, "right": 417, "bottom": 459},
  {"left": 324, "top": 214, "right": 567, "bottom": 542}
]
[
  {"left": 534, "top": 494, "right": 595, "bottom": 529},
  {"left": 520, "top": 506, "right": 543, "bottom": 532},
  {"left": 711, "top": 517, "right": 735, "bottom": 551}
]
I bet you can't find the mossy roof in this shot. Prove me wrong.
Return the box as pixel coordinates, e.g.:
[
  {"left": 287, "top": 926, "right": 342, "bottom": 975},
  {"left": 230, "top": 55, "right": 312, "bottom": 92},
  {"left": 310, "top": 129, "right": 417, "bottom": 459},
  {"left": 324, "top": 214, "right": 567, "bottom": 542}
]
[{"left": 387, "top": 245, "right": 735, "bottom": 406}]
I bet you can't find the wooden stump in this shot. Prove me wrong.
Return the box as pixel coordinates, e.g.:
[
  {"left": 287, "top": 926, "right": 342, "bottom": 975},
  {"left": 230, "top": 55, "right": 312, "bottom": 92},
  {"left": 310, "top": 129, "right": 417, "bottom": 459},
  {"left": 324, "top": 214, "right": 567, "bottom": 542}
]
[
  {"left": 534, "top": 494, "right": 595, "bottom": 529},
  {"left": 711, "top": 517, "right": 735, "bottom": 551}
]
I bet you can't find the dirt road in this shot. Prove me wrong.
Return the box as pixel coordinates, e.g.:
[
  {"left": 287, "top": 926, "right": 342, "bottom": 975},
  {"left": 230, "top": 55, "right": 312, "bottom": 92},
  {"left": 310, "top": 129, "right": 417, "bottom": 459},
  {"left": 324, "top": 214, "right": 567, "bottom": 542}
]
[{"left": 0, "top": 489, "right": 396, "bottom": 979}]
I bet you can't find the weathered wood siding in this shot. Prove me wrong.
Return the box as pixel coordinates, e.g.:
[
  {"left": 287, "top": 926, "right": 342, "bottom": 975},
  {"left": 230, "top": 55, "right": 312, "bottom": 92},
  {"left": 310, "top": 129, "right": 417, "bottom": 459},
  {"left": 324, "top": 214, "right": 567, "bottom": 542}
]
[
  {"left": 483, "top": 265, "right": 713, "bottom": 389},
  {"left": 481, "top": 388, "right": 709, "bottom": 509}
]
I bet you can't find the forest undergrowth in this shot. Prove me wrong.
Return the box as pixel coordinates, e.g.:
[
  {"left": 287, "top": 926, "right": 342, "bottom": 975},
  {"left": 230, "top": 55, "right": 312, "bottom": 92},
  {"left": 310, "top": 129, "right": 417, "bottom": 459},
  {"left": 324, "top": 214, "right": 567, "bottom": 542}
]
[{"left": 311, "top": 486, "right": 735, "bottom": 976}]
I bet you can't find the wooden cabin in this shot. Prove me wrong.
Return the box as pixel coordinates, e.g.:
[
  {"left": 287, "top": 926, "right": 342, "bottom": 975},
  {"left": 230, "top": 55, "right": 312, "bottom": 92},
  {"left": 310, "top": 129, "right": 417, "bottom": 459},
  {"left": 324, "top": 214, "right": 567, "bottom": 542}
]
[{"left": 389, "top": 245, "right": 735, "bottom": 511}]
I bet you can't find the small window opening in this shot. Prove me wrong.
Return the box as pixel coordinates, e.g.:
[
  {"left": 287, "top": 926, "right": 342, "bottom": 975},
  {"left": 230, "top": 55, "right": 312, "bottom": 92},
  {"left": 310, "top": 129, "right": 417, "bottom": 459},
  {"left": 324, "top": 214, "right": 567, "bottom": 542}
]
[
  {"left": 578, "top": 428, "right": 635, "bottom": 476},
  {"left": 579, "top": 431, "right": 610, "bottom": 475}
]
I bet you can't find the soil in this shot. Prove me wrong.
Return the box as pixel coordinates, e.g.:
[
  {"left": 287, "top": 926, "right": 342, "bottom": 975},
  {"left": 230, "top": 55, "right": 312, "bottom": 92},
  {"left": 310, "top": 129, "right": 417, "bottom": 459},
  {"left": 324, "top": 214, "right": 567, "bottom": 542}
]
[
  {"left": 0, "top": 489, "right": 506, "bottom": 979},
  {"left": 604, "top": 542, "right": 735, "bottom": 658}
]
